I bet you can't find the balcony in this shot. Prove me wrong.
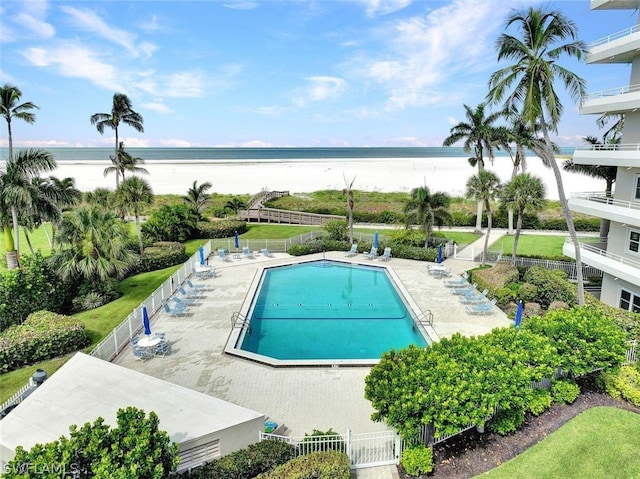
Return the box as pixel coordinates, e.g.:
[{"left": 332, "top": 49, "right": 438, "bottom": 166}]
[
  {"left": 573, "top": 144, "right": 640, "bottom": 168},
  {"left": 568, "top": 192, "right": 640, "bottom": 227},
  {"left": 563, "top": 238, "right": 640, "bottom": 285},
  {"left": 579, "top": 84, "right": 640, "bottom": 115},
  {"left": 592, "top": 0, "right": 640, "bottom": 9},
  {"left": 587, "top": 25, "right": 640, "bottom": 63}
]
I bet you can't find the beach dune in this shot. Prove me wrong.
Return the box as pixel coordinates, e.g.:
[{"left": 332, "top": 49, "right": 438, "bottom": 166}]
[{"left": 54, "top": 156, "right": 602, "bottom": 200}]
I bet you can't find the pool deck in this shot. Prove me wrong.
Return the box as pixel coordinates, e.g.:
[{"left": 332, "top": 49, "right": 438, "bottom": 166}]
[{"left": 113, "top": 251, "right": 510, "bottom": 438}]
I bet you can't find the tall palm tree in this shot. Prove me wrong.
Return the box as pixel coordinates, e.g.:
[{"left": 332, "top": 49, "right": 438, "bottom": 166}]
[
  {"left": 597, "top": 113, "right": 624, "bottom": 144},
  {"left": 443, "top": 103, "right": 507, "bottom": 232},
  {"left": 343, "top": 175, "right": 356, "bottom": 245},
  {"left": 104, "top": 142, "right": 149, "bottom": 183},
  {"left": 0, "top": 84, "right": 38, "bottom": 162},
  {"left": 563, "top": 135, "right": 617, "bottom": 239},
  {"left": 90, "top": 93, "right": 144, "bottom": 189},
  {"left": 115, "top": 176, "right": 154, "bottom": 254},
  {"left": 50, "top": 206, "right": 138, "bottom": 282},
  {"left": 45, "top": 176, "right": 82, "bottom": 250},
  {"left": 502, "top": 174, "right": 546, "bottom": 264},
  {"left": 403, "top": 186, "right": 452, "bottom": 247},
  {"left": 84, "top": 188, "right": 114, "bottom": 210},
  {"left": 20, "top": 176, "right": 62, "bottom": 255},
  {"left": 0, "top": 148, "right": 57, "bottom": 268},
  {"left": 224, "top": 197, "right": 247, "bottom": 216},
  {"left": 465, "top": 170, "right": 502, "bottom": 265},
  {"left": 184, "top": 181, "right": 212, "bottom": 219},
  {"left": 487, "top": 6, "right": 587, "bottom": 305}
]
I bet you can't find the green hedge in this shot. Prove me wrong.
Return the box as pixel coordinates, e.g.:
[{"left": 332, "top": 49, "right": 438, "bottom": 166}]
[
  {"left": 597, "top": 366, "right": 640, "bottom": 407},
  {"left": 0, "top": 311, "right": 91, "bottom": 373},
  {"left": 197, "top": 220, "right": 248, "bottom": 239},
  {"left": 286, "top": 238, "right": 438, "bottom": 262},
  {"left": 254, "top": 450, "right": 350, "bottom": 479},
  {"left": 180, "top": 440, "right": 296, "bottom": 479},
  {"left": 135, "top": 242, "right": 188, "bottom": 274},
  {"left": 523, "top": 266, "right": 577, "bottom": 309}
]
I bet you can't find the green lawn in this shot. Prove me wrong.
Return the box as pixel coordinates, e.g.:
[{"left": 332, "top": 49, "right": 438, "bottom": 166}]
[
  {"left": 492, "top": 234, "right": 569, "bottom": 258},
  {"left": 478, "top": 407, "right": 640, "bottom": 479}
]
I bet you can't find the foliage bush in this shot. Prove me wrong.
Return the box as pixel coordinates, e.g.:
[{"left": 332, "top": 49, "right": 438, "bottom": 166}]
[
  {"left": 550, "top": 379, "right": 580, "bottom": 404},
  {"left": 142, "top": 204, "right": 200, "bottom": 242},
  {"left": 401, "top": 445, "right": 434, "bottom": 477},
  {"left": 324, "top": 220, "right": 348, "bottom": 241},
  {"left": 526, "top": 388, "right": 552, "bottom": 416},
  {"left": 538, "top": 217, "right": 599, "bottom": 231},
  {"left": 135, "top": 241, "right": 188, "bottom": 273},
  {"left": 0, "top": 253, "right": 71, "bottom": 331},
  {"left": 254, "top": 450, "right": 350, "bottom": 479},
  {"left": 585, "top": 296, "right": 640, "bottom": 341},
  {"left": 4, "top": 407, "right": 178, "bottom": 479},
  {"left": 488, "top": 406, "right": 525, "bottom": 436},
  {"left": 469, "top": 262, "right": 519, "bottom": 301},
  {"left": 596, "top": 366, "right": 640, "bottom": 408},
  {"left": 523, "top": 266, "right": 577, "bottom": 308},
  {"left": 197, "top": 219, "right": 248, "bottom": 239},
  {"left": 182, "top": 440, "right": 296, "bottom": 479},
  {"left": 0, "top": 311, "right": 91, "bottom": 373},
  {"left": 298, "top": 428, "right": 346, "bottom": 455},
  {"left": 517, "top": 283, "right": 538, "bottom": 303},
  {"left": 523, "top": 307, "right": 628, "bottom": 377}
]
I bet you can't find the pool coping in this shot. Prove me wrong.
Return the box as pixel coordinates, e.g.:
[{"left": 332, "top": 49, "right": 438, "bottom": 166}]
[{"left": 223, "top": 256, "right": 439, "bottom": 367}]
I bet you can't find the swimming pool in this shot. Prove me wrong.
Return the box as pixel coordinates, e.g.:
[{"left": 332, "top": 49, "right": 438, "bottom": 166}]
[{"left": 226, "top": 259, "right": 430, "bottom": 366}]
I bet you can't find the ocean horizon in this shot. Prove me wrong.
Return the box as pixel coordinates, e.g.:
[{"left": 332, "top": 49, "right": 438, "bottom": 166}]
[{"left": 0, "top": 146, "right": 577, "bottom": 162}]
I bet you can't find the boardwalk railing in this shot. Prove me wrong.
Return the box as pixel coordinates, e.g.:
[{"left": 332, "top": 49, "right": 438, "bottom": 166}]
[{"left": 240, "top": 207, "right": 345, "bottom": 225}]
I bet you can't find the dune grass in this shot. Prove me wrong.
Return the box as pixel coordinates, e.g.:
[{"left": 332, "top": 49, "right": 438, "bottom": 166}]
[{"left": 478, "top": 407, "right": 640, "bottom": 479}]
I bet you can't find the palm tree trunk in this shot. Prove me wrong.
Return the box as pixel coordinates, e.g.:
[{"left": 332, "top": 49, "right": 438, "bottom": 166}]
[
  {"left": 482, "top": 201, "right": 491, "bottom": 266},
  {"left": 24, "top": 228, "right": 35, "bottom": 255},
  {"left": 42, "top": 223, "right": 54, "bottom": 251},
  {"left": 512, "top": 210, "right": 523, "bottom": 265},
  {"left": 540, "top": 123, "right": 585, "bottom": 305},
  {"left": 475, "top": 201, "right": 483, "bottom": 233},
  {"left": 135, "top": 215, "right": 144, "bottom": 254},
  {"left": 600, "top": 178, "right": 614, "bottom": 241},
  {"left": 7, "top": 119, "right": 13, "bottom": 162},
  {"left": 114, "top": 128, "right": 120, "bottom": 189},
  {"left": 11, "top": 205, "right": 20, "bottom": 257},
  {"left": 3, "top": 225, "right": 19, "bottom": 270}
]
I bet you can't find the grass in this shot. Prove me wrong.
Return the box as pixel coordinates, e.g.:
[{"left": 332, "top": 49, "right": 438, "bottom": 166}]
[
  {"left": 478, "top": 407, "right": 640, "bottom": 479},
  {"left": 492, "top": 234, "right": 570, "bottom": 258}
]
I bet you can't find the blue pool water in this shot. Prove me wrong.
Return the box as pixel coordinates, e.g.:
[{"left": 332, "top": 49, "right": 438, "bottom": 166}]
[{"left": 240, "top": 260, "right": 427, "bottom": 360}]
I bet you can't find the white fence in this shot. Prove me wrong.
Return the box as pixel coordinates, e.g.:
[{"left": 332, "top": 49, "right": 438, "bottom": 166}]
[{"left": 260, "top": 429, "right": 402, "bottom": 469}]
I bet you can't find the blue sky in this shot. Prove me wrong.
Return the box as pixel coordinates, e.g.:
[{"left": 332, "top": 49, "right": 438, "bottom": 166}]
[{"left": 0, "top": 0, "right": 634, "bottom": 148}]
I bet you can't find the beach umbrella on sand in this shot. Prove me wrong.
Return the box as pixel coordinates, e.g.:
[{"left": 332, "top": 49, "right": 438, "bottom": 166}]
[
  {"left": 437, "top": 244, "right": 443, "bottom": 264},
  {"left": 373, "top": 231, "right": 379, "bottom": 249},
  {"left": 198, "top": 246, "right": 205, "bottom": 265},
  {"left": 142, "top": 306, "right": 151, "bottom": 336},
  {"left": 514, "top": 300, "right": 524, "bottom": 329},
  {"left": 234, "top": 230, "right": 240, "bottom": 252}
]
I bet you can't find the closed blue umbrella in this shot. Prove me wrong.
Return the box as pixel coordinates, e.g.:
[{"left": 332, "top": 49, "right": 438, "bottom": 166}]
[
  {"left": 234, "top": 230, "right": 240, "bottom": 250},
  {"left": 437, "top": 244, "right": 443, "bottom": 264},
  {"left": 198, "top": 246, "right": 205, "bottom": 265},
  {"left": 373, "top": 231, "right": 379, "bottom": 249},
  {"left": 514, "top": 300, "right": 524, "bottom": 329},
  {"left": 142, "top": 306, "right": 151, "bottom": 336}
]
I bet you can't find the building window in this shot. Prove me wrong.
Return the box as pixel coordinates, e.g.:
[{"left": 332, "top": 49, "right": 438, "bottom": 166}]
[
  {"left": 620, "top": 289, "right": 640, "bottom": 313},
  {"left": 636, "top": 175, "right": 640, "bottom": 200},
  {"left": 629, "top": 229, "right": 640, "bottom": 254}
]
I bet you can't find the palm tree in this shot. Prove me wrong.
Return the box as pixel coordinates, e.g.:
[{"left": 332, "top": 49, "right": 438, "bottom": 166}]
[
  {"left": 597, "top": 113, "right": 624, "bottom": 144},
  {"left": 84, "top": 188, "right": 114, "bottom": 210},
  {"left": 0, "top": 148, "right": 57, "bottom": 268},
  {"left": 502, "top": 174, "right": 546, "bottom": 264},
  {"left": 224, "top": 197, "right": 247, "bottom": 216},
  {"left": 1, "top": 84, "right": 38, "bottom": 162},
  {"left": 50, "top": 206, "right": 138, "bottom": 282},
  {"left": 45, "top": 176, "right": 82, "bottom": 250},
  {"left": 403, "top": 186, "right": 452, "bottom": 247},
  {"left": 343, "top": 175, "right": 356, "bottom": 245},
  {"left": 487, "top": 6, "right": 587, "bottom": 305},
  {"left": 104, "top": 142, "right": 149, "bottom": 183},
  {"left": 115, "top": 176, "right": 154, "bottom": 254},
  {"left": 90, "top": 93, "right": 144, "bottom": 189},
  {"left": 20, "top": 176, "right": 61, "bottom": 255},
  {"left": 443, "top": 103, "right": 507, "bottom": 232},
  {"left": 563, "top": 135, "right": 617, "bottom": 239},
  {"left": 184, "top": 181, "right": 212, "bottom": 219},
  {"left": 465, "top": 171, "right": 502, "bottom": 265}
]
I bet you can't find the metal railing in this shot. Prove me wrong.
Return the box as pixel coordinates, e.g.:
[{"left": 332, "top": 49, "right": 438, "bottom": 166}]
[
  {"left": 240, "top": 207, "right": 345, "bottom": 225},
  {"left": 581, "top": 83, "right": 640, "bottom": 103},
  {"left": 0, "top": 379, "right": 35, "bottom": 414},
  {"left": 574, "top": 143, "right": 640, "bottom": 151},
  {"left": 590, "top": 24, "right": 640, "bottom": 48},
  {"left": 497, "top": 255, "right": 603, "bottom": 280},
  {"left": 570, "top": 192, "right": 640, "bottom": 212},
  {"left": 568, "top": 238, "right": 640, "bottom": 271}
]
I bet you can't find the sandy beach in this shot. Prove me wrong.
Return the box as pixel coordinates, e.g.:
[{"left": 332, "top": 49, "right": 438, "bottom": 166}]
[{"left": 54, "top": 156, "right": 602, "bottom": 200}]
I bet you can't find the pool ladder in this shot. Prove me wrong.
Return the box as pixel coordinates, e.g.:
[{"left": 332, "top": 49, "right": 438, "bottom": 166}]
[
  {"left": 231, "top": 311, "right": 251, "bottom": 334},
  {"left": 413, "top": 309, "right": 434, "bottom": 330}
]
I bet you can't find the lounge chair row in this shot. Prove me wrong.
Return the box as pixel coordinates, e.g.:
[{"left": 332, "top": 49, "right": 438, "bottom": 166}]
[
  {"left": 345, "top": 244, "right": 392, "bottom": 261},
  {"left": 218, "top": 247, "right": 274, "bottom": 261}
]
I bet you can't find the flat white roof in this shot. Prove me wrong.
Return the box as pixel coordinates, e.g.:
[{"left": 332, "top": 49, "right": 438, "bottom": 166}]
[{"left": 0, "top": 353, "right": 263, "bottom": 457}]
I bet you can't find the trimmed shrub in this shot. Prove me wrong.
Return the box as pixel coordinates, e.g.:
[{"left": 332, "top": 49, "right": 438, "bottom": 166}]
[
  {"left": 526, "top": 388, "right": 552, "bottom": 416},
  {"left": 0, "top": 311, "right": 91, "bottom": 373},
  {"left": 597, "top": 366, "right": 640, "bottom": 407},
  {"left": 142, "top": 204, "right": 200, "bottom": 242},
  {"left": 401, "top": 445, "right": 434, "bottom": 477},
  {"left": 548, "top": 301, "right": 569, "bottom": 311},
  {"left": 517, "top": 283, "right": 538, "bottom": 303},
  {"left": 523, "top": 266, "right": 577, "bottom": 309},
  {"left": 469, "top": 262, "right": 519, "bottom": 299},
  {"left": 136, "top": 242, "right": 188, "bottom": 273},
  {"left": 254, "top": 450, "right": 350, "bottom": 479},
  {"left": 488, "top": 406, "right": 525, "bottom": 436},
  {"left": 298, "top": 429, "right": 346, "bottom": 455},
  {"left": 324, "top": 220, "right": 348, "bottom": 241},
  {"left": 181, "top": 440, "right": 296, "bottom": 479},
  {"left": 197, "top": 220, "right": 248, "bottom": 239},
  {"left": 551, "top": 379, "right": 580, "bottom": 404}
]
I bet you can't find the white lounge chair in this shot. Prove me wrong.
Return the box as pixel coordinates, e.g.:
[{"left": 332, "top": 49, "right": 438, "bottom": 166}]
[
  {"left": 450, "top": 283, "right": 478, "bottom": 295},
  {"left": 364, "top": 246, "right": 379, "bottom": 259},
  {"left": 177, "top": 285, "right": 199, "bottom": 299},
  {"left": 218, "top": 248, "right": 232, "bottom": 262},
  {"left": 444, "top": 273, "right": 469, "bottom": 287},
  {"left": 185, "top": 278, "right": 207, "bottom": 290},
  {"left": 459, "top": 289, "right": 489, "bottom": 304},
  {"left": 345, "top": 244, "right": 358, "bottom": 257},
  {"left": 162, "top": 299, "right": 187, "bottom": 316},
  {"left": 261, "top": 248, "right": 274, "bottom": 258},
  {"left": 466, "top": 298, "right": 497, "bottom": 315},
  {"left": 378, "top": 247, "right": 392, "bottom": 261},
  {"left": 243, "top": 246, "right": 255, "bottom": 259}
]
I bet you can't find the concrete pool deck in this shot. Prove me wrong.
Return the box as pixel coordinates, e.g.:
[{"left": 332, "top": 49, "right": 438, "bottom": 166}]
[{"left": 113, "top": 251, "right": 510, "bottom": 438}]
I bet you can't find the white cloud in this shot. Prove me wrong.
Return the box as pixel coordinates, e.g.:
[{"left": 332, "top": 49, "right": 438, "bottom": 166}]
[
  {"left": 164, "top": 72, "right": 204, "bottom": 98},
  {"left": 447, "top": 116, "right": 458, "bottom": 126},
  {"left": 15, "top": 12, "right": 55, "bottom": 39},
  {"left": 139, "top": 15, "right": 161, "bottom": 33},
  {"left": 1, "top": 0, "right": 54, "bottom": 42},
  {"left": 223, "top": 2, "right": 259, "bottom": 10},
  {"left": 141, "top": 102, "right": 172, "bottom": 114},
  {"left": 121, "top": 137, "right": 149, "bottom": 147},
  {"left": 357, "top": 0, "right": 412, "bottom": 17},
  {"left": 160, "top": 139, "right": 192, "bottom": 147},
  {"left": 294, "top": 76, "right": 347, "bottom": 107}
]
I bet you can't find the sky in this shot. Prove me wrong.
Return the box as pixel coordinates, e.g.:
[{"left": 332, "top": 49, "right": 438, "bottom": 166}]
[{"left": 0, "top": 0, "right": 635, "bottom": 148}]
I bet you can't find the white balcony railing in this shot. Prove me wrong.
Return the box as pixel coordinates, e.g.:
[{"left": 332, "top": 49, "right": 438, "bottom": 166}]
[
  {"left": 566, "top": 237, "right": 640, "bottom": 270},
  {"left": 590, "top": 24, "right": 640, "bottom": 48},
  {"left": 570, "top": 192, "right": 640, "bottom": 211},
  {"left": 581, "top": 83, "right": 640, "bottom": 103},
  {"left": 574, "top": 143, "right": 640, "bottom": 151}
]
